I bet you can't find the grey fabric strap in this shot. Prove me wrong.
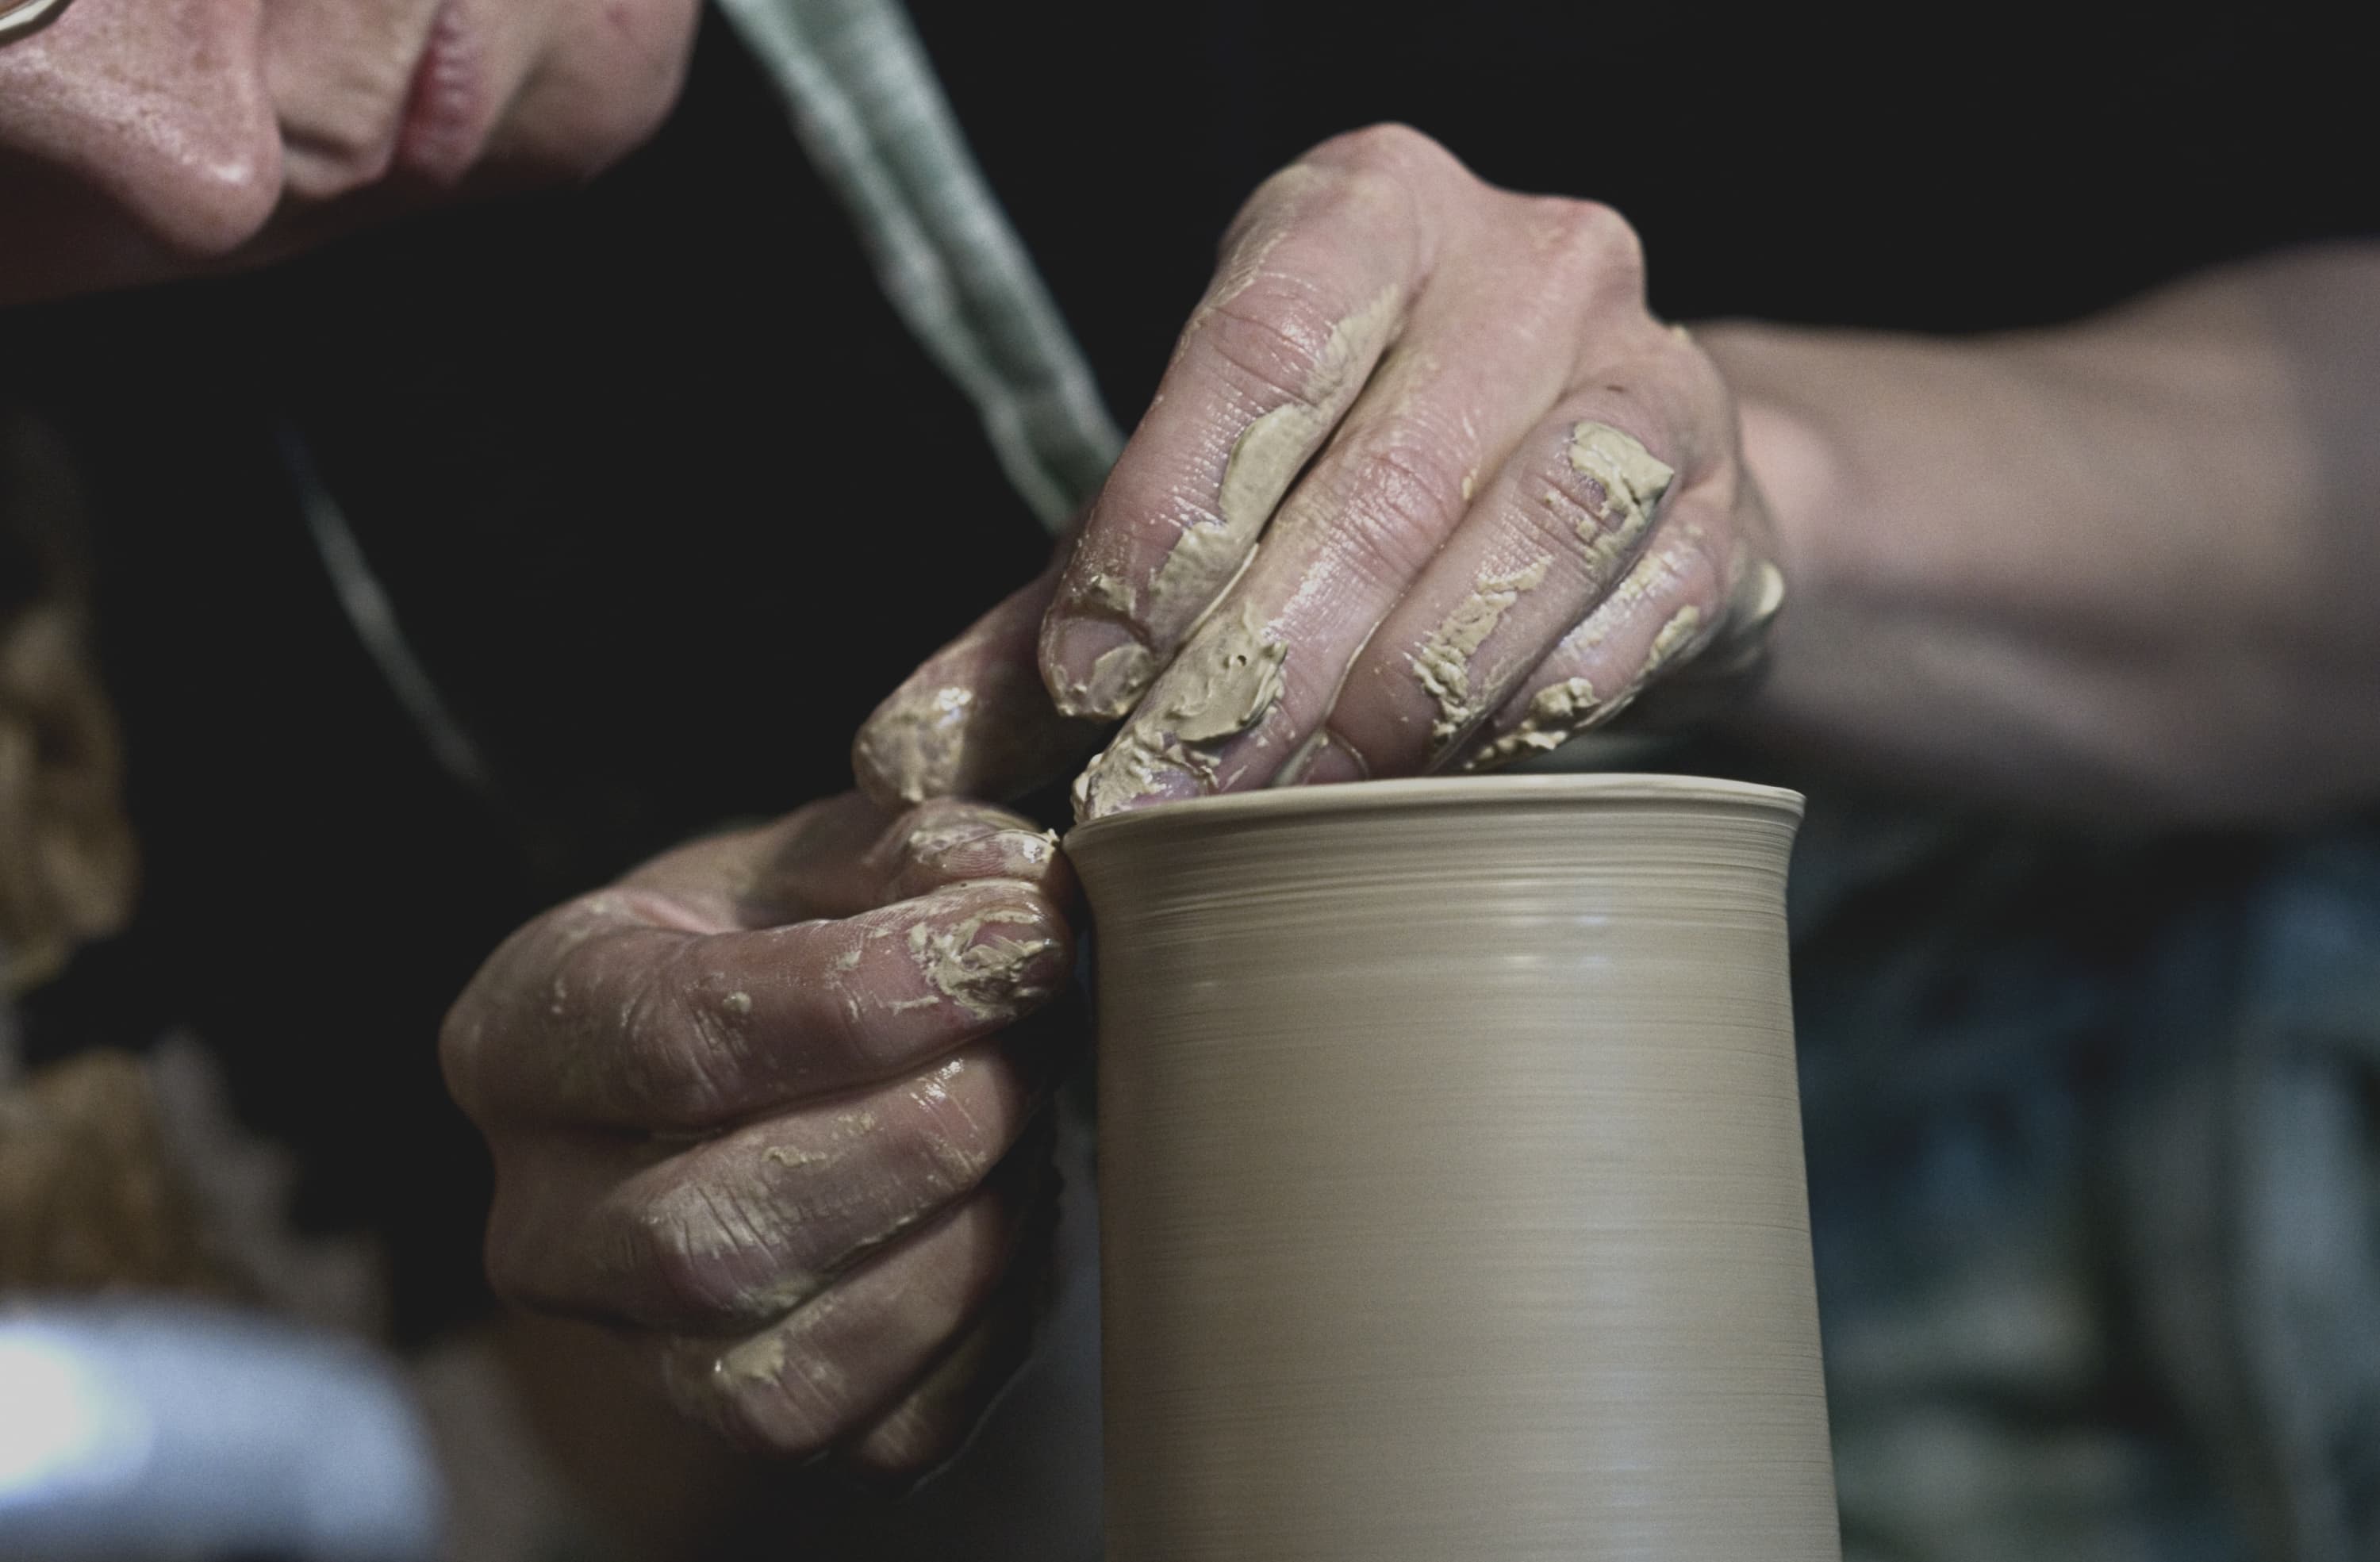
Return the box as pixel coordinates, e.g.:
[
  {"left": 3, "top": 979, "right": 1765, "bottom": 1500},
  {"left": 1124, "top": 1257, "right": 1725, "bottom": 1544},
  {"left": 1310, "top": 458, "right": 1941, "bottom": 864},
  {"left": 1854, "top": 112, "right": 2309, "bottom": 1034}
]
[{"left": 714, "top": 0, "right": 1123, "bottom": 531}]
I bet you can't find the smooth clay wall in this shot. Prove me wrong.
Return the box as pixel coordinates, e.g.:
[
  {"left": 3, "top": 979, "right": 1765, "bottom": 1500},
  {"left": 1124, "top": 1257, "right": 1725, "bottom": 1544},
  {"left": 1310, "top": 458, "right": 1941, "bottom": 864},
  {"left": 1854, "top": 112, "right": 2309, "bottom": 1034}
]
[{"left": 1069, "top": 775, "right": 1839, "bottom": 1562}]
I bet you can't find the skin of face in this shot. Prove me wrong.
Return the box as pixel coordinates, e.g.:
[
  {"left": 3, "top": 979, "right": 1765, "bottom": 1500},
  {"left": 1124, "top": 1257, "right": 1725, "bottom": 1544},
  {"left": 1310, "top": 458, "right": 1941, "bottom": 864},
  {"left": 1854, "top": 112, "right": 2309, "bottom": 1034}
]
[{"left": 0, "top": 0, "right": 704, "bottom": 306}]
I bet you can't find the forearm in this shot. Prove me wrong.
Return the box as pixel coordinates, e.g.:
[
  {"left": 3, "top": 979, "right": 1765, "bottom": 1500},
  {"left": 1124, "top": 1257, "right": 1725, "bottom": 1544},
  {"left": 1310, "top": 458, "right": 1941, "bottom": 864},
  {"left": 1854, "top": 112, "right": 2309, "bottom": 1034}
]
[{"left": 1705, "top": 244, "right": 2380, "bottom": 825}]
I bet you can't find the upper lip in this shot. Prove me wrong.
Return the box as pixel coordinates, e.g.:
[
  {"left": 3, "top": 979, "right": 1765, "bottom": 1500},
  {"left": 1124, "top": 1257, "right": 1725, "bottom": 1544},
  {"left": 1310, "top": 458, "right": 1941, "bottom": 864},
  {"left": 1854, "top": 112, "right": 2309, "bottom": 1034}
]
[{"left": 393, "top": 1, "right": 493, "bottom": 184}]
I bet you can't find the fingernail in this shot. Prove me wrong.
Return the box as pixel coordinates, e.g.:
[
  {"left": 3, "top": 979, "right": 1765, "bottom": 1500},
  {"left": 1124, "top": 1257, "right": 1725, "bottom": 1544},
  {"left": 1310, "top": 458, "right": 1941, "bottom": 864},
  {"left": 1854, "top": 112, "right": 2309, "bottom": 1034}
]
[{"left": 1047, "top": 618, "right": 1157, "bottom": 720}]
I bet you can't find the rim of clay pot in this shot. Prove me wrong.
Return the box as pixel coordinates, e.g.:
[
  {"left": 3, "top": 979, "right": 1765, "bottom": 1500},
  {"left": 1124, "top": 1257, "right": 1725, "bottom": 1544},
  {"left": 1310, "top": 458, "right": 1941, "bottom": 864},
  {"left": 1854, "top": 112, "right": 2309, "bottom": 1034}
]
[{"left": 1066, "top": 772, "right": 1802, "bottom": 850}]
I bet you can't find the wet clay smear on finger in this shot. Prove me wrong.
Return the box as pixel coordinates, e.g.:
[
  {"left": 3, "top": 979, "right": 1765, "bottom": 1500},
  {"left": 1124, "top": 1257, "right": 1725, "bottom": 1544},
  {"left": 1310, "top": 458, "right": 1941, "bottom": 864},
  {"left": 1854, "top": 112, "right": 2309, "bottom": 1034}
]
[
  {"left": 1464, "top": 677, "right": 1620, "bottom": 771},
  {"left": 854, "top": 683, "right": 976, "bottom": 804},
  {"left": 1143, "top": 289, "right": 1403, "bottom": 628},
  {"left": 905, "top": 908, "right": 1058, "bottom": 1018},
  {"left": 1566, "top": 422, "right": 1674, "bottom": 572},
  {"left": 1411, "top": 556, "right": 1551, "bottom": 751},
  {"left": 1072, "top": 604, "right": 1287, "bottom": 820}
]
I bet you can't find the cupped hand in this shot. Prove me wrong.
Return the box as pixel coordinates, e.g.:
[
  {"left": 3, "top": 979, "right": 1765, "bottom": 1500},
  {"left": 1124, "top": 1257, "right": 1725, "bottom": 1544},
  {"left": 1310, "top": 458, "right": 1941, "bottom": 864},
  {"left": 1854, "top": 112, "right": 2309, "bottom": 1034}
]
[
  {"left": 442, "top": 794, "right": 1075, "bottom": 1476},
  {"left": 854, "top": 124, "right": 1783, "bottom": 819}
]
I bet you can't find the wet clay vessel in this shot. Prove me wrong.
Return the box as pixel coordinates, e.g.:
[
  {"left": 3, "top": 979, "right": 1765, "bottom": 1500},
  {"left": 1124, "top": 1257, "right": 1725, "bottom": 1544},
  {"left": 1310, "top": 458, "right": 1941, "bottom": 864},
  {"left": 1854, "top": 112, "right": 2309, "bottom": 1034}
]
[{"left": 1066, "top": 775, "right": 1838, "bottom": 1560}]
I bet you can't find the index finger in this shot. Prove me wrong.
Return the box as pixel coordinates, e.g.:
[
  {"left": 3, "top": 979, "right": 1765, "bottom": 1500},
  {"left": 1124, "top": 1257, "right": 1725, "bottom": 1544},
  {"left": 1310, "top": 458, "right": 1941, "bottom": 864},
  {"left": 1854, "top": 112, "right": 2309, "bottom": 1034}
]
[
  {"left": 1038, "top": 127, "right": 1458, "bottom": 719},
  {"left": 443, "top": 878, "right": 1072, "bottom": 1131}
]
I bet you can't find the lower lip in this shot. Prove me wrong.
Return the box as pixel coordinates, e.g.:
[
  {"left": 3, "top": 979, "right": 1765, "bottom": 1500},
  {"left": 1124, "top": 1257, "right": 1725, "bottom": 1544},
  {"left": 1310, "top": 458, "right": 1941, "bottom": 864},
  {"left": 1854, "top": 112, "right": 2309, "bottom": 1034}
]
[{"left": 393, "top": 1, "right": 496, "bottom": 183}]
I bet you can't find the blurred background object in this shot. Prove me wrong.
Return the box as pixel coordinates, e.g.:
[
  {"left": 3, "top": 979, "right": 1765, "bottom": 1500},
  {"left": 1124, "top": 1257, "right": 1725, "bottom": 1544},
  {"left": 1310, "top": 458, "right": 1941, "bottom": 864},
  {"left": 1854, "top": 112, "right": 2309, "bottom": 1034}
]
[
  {"left": 0, "top": 1301, "right": 441, "bottom": 1561},
  {"left": 0, "top": 409, "right": 134, "bottom": 1006}
]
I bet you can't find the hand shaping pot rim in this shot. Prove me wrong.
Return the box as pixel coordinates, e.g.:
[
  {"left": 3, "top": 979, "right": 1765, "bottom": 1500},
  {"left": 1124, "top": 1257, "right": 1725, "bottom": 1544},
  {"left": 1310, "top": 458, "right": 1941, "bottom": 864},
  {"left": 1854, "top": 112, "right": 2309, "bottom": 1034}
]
[{"left": 1065, "top": 771, "right": 1804, "bottom": 851}]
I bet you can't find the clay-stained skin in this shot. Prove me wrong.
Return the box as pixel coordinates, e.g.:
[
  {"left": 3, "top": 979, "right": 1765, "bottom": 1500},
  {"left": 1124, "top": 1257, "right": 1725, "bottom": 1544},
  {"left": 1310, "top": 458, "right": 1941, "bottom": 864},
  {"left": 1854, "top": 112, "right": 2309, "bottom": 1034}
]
[
  {"left": 1462, "top": 677, "right": 1613, "bottom": 772},
  {"left": 1411, "top": 556, "right": 1552, "bottom": 750},
  {"left": 905, "top": 908, "right": 1061, "bottom": 1019},
  {"left": 1073, "top": 605, "right": 1288, "bottom": 820},
  {"left": 1084, "top": 572, "right": 1138, "bottom": 615},
  {"left": 855, "top": 650, "right": 1099, "bottom": 808},
  {"left": 1461, "top": 603, "right": 1707, "bottom": 773},
  {"left": 851, "top": 683, "right": 976, "bottom": 804},
  {"left": 1170, "top": 213, "right": 1294, "bottom": 366},
  {"left": 716, "top": 1320, "right": 798, "bottom": 1392},
  {"left": 1048, "top": 286, "right": 1402, "bottom": 724},
  {"left": 1148, "top": 286, "right": 1401, "bottom": 618},
  {"left": 1643, "top": 603, "right": 1706, "bottom": 673},
  {"left": 1565, "top": 421, "right": 1674, "bottom": 573}
]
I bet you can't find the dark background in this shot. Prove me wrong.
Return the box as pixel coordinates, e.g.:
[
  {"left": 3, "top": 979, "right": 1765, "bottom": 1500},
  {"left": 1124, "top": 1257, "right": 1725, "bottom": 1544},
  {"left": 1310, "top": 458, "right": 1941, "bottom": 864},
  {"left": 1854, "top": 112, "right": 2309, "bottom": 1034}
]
[{"left": 6, "top": 4, "right": 2369, "bottom": 1339}]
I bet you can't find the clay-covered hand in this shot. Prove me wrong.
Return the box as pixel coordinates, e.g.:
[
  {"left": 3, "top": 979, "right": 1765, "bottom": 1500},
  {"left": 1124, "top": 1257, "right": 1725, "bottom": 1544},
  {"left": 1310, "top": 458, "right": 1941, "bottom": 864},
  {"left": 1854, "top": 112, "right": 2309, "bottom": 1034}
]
[
  {"left": 441, "top": 794, "right": 1074, "bottom": 1475},
  {"left": 854, "top": 124, "right": 1783, "bottom": 819}
]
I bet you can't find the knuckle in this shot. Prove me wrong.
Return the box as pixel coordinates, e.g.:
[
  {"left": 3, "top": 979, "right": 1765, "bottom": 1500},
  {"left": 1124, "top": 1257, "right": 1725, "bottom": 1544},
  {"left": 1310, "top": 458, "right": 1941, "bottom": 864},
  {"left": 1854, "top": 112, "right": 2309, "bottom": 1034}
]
[
  {"left": 1316, "top": 121, "right": 1457, "bottom": 183},
  {"left": 805, "top": 925, "right": 887, "bottom": 1068},
  {"left": 553, "top": 885, "right": 631, "bottom": 931},
  {"left": 1535, "top": 443, "right": 1608, "bottom": 535},
  {"left": 1226, "top": 158, "right": 1324, "bottom": 243},
  {"left": 1203, "top": 282, "right": 1347, "bottom": 408},
  {"left": 667, "top": 935, "right": 793, "bottom": 1112},
  {"left": 1526, "top": 420, "right": 1668, "bottom": 571},
  {"left": 1315, "top": 431, "right": 1471, "bottom": 589},
  {"left": 437, "top": 917, "right": 564, "bottom": 1115},
  {"left": 1518, "top": 482, "right": 1605, "bottom": 571},
  {"left": 1530, "top": 197, "right": 1645, "bottom": 289},
  {"left": 1317, "top": 158, "right": 1415, "bottom": 233},
  {"left": 638, "top": 1184, "right": 766, "bottom": 1321},
  {"left": 481, "top": 1203, "right": 535, "bottom": 1304},
  {"left": 890, "top": 1080, "right": 1007, "bottom": 1204},
  {"left": 614, "top": 962, "right": 736, "bottom": 1124}
]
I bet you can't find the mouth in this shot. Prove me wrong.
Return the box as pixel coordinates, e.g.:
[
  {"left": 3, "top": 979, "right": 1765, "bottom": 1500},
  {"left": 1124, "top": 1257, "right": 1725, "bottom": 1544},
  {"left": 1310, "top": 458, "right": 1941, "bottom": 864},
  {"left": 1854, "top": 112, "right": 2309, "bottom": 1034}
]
[{"left": 393, "top": 1, "right": 497, "bottom": 185}]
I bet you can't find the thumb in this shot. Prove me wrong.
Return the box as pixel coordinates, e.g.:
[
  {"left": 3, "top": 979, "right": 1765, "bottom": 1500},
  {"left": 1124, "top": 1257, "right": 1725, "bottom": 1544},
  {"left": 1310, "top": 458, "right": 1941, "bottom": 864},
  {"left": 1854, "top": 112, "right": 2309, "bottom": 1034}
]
[{"left": 854, "top": 555, "right": 1104, "bottom": 809}]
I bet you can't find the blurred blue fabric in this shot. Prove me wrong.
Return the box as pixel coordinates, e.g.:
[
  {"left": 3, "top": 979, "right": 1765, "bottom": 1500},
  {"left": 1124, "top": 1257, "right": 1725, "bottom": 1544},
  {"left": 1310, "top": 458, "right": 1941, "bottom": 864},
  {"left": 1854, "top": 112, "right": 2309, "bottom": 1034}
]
[
  {"left": 1791, "top": 803, "right": 2380, "bottom": 1562},
  {"left": 0, "top": 1300, "right": 440, "bottom": 1561}
]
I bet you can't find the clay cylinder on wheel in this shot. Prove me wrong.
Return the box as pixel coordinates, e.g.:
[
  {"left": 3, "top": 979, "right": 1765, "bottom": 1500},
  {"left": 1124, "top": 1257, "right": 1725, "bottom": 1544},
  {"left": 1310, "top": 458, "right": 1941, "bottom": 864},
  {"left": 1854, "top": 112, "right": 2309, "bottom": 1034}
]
[{"left": 1066, "top": 774, "right": 1837, "bottom": 1561}]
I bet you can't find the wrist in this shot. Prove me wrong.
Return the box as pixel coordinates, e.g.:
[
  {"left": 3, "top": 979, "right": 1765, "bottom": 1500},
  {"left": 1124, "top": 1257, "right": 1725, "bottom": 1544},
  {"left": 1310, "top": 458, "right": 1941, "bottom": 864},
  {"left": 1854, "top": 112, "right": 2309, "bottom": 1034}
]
[
  {"left": 1688, "top": 322, "right": 1866, "bottom": 746},
  {"left": 1694, "top": 322, "right": 1857, "bottom": 610}
]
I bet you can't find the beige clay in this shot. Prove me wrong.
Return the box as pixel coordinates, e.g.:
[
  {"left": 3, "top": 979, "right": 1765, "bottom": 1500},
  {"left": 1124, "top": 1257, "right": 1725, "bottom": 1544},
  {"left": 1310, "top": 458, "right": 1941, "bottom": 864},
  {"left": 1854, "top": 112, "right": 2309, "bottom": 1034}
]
[
  {"left": 1145, "top": 286, "right": 1403, "bottom": 627},
  {"left": 1071, "top": 603, "right": 1288, "bottom": 819},
  {"left": 1411, "top": 555, "right": 1553, "bottom": 751},
  {"left": 1067, "top": 287, "right": 1404, "bottom": 721},
  {"left": 1068, "top": 775, "right": 1839, "bottom": 1560},
  {"left": 1564, "top": 421, "right": 1673, "bottom": 570}
]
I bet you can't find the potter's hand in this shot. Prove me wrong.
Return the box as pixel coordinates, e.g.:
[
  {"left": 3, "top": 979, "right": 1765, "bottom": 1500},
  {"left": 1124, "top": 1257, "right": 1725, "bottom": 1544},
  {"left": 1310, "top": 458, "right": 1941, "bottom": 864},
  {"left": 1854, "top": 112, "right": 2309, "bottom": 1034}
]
[
  {"left": 854, "top": 125, "right": 1781, "bottom": 819},
  {"left": 441, "top": 795, "right": 1073, "bottom": 1474}
]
